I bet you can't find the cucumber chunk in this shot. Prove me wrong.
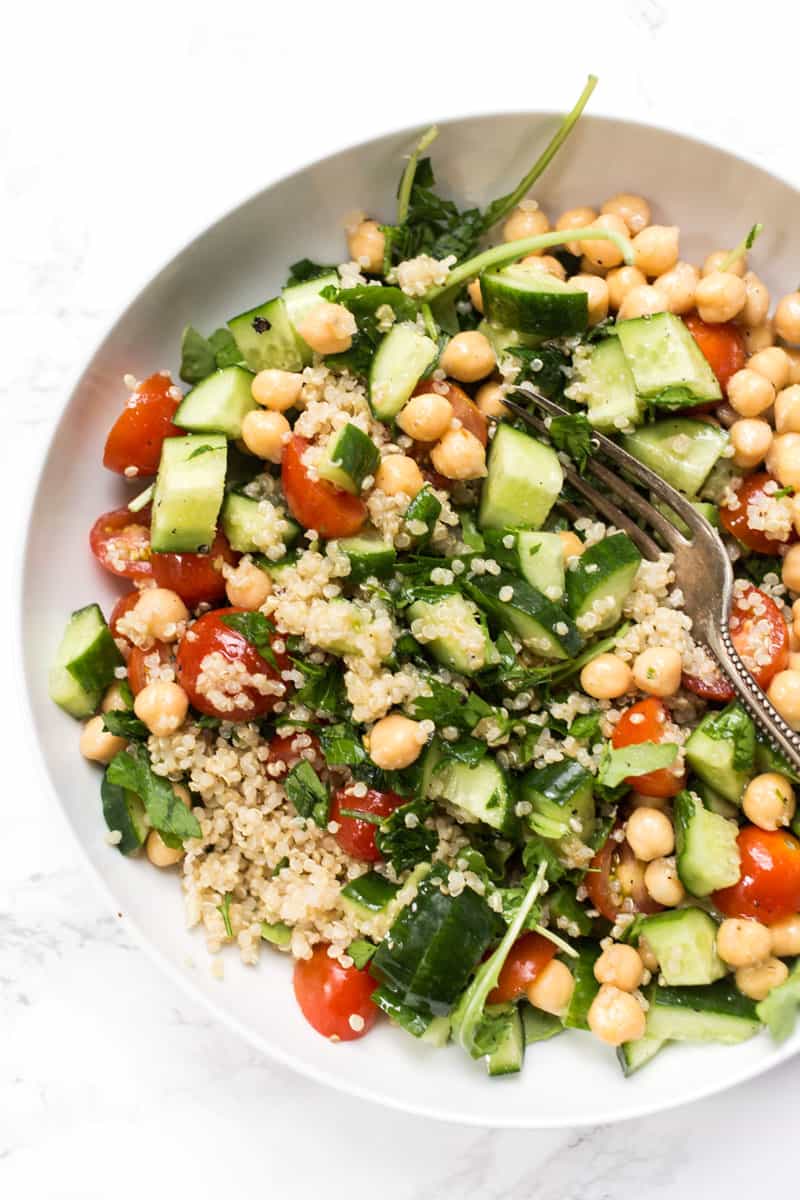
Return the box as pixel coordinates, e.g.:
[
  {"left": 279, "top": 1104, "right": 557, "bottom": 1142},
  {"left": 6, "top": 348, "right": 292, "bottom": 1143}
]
[
  {"left": 49, "top": 604, "right": 124, "bottom": 718},
  {"left": 622, "top": 418, "right": 729, "bottom": 497},
  {"left": 369, "top": 324, "right": 437, "bottom": 420},
  {"left": 478, "top": 320, "right": 543, "bottom": 358},
  {"left": 673, "top": 790, "right": 741, "bottom": 897},
  {"left": 407, "top": 593, "right": 497, "bottom": 675},
  {"left": 485, "top": 529, "right": 566, "bottom": 600},
  {"left": 651, "top": 494, "right": 720, "bottom": 537},
  {"left": 645, "top": 982, "right": 760, "bottom": 1044},
  {"left": 640, "top": 908, "right": 726, "bottom": 986},
  {"left": 221, "top": 492, "right": 300, "bottom": 555},
  {"left": 518, "top": 759, "right": 595, "bottom": 842},
  {"left": 340, "top": 871, "right": 399, "bottom": 921},
  {"left": 565, "top": 532, "right": 642, "bottom": 633},
  {"left": 480, "top": 265, "right": 588, "bottom": 337},
  {"left": 151, "top": 434, "right": 227, "bottom": 553},
  {"left": 685, "top": 702, "right": 756, "bottom": 804},
  {"left": 571, "top": 336, "right": 644, "bottom": 432},
  {"left": 464, "top": 571, "right": 582, "bottom": 660},
  {"left": 101, "top": 770, "right": 147, "bottom": 855},
  {"left": 228, "top": 297, "right": 304, "bottom": 372},
  {"left": 174, "top": 365, "right": 257, "bottom": 439},
  {"left": 479, "top": 424, "right": 563, "bottom": 531},
  {"left": 615, "top": 312, "right": 722, "bottom": 408},
  {"left": 521, "top": 1004, "right": 563, "bottom": 1045},
  {"left": 337, "top": 534, "right": 396, "bottom": 583},
  {"left": 425, "top": 742, "right": 517, "bottom": 835},
  {"left": 617, "top": 1036, "right": 667, "bottom": 1077},
  {"left": 317, "top": 423, "right": 379, "bottom": 494},
  {"left": 563, "top": 944, "right": 600, "bottom": 1030},
  {"left": 485, "top": 1004, "right": 525, "bottom": 1076}
]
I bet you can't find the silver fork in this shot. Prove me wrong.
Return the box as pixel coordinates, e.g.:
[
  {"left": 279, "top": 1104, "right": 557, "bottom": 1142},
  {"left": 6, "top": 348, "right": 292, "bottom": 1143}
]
[{"left": 502, "top": 389, "right": 800, "bottom": 773}]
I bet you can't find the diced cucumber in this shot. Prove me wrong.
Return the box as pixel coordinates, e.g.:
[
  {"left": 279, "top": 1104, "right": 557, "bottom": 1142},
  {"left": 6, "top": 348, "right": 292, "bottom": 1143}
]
[
  {"left": 340, "top": 871, "right": 399, "bottom": 921},
  {"left": 563, "top": 944, "right": 600, "bottom": 1030},
  {"left": 337, "top": 534, "right": 396, "bottom": 583},
  {"left": 651, "top": 494, "right": 720, "bottom": 537},
  {"left": 485, "top": 529, "right": 566, "bottom": 600},
  {"left": 639, "top": 908, "right": 726, "bottom": 986},
  {"left": 478, "top": 320, "right": 543, "bottom": 358},
  {"left": 622, "top": 418, "right": 729, "bottom": 498},
  {"left": 754, "top": 731, "right": 800, "bottom": 784},
  {"left": 616, "top": 1036, "right": 667, "bottom": 1077},
  {"left": 464, "top": 571, "right": 582, "bottom": 660},
  {"left": 485, "top": 1004, "right": 525, "bottom": 1076},
  {"left": 696, "top": 780, "right": 740, "bottom": 821},
  {"left": 479, "top": 424, "right": 563, "bottom": 531},
  {"left": 521, "top": 1004, "right": 563, "bottom": 1045},
  {"left": 645, "top": 982, "right": 760, "bottom": 1044},
  {"left": 316, "top": 598, "right": 371, "bottom": 656},
  {"left": 150, "top": 434, "right": 227, "bottom": 553},
  {"left": 615, "top": 312, "right": 722, "bottom": 408},
  {"left": 571, "top": 336, "right": 644, "bottom": 432},
  {"left": 49, "top": 604, "right": 124, "bottom": 718},
  {"left": 317, "top": 422, "right": 379, "bottom": 495},
  {"left": 685, "top": 702, "right": 756, "bottom": 804},
  {"left": 699, "top": 457, "right": 739, "bottom": 503},
  {"left": 565, "top": 532, "right": 642, "bottom": 633},
  {"left": 221, "top": 491, "right": 299, "bottom": 554},
  {"left": 174, "top": 365, "right": 257, "bottom": 439},
  {"left": 403, "top": 487, "right": 442, "bottom": 547},
  {"left": 480, "top": 265, "right": 588, "bottom": 337},
  {"left": 228, "top": 297, "right": 304, "bottom": 372},
  {"left": 261, "top": 921, "right": 292, "bottom": 947},
  {"left": 425, "top": 743, "right": 517, "bottom": 836},
  {"left": 518, "top": 759, "right": 595, "bottom": 842},
  {"left": 101, "top": 770, "right": 147, "bottom": 855},
  {"left": 369, "top": 323, "right": 437, "bottom": 421},
  {"left": 407, "top": 593, "right": 498, "bottom": 675},
  {"left": 673, "top": 790, "right": 741, "bottom": 897}
]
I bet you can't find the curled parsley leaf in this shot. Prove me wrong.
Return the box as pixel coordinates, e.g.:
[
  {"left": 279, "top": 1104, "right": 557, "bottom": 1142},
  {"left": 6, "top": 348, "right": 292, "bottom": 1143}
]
[
  {"left": 284, "top": 760, "right": 329, "bottom": 827},
  {"left": 375, "top": 799, "right": 438, "bottom": 874},
  {"left": 219, "top": 611, "right": 278, "bottom": 670},
  {"left": 106, "top": 744, "right": 201, "bottom": 846}
]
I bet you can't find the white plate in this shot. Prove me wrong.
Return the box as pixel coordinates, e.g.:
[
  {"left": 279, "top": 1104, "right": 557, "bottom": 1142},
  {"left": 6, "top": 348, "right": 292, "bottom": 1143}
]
[{"left": 20, "top": 112, "right": 800, "bottom": 1126}]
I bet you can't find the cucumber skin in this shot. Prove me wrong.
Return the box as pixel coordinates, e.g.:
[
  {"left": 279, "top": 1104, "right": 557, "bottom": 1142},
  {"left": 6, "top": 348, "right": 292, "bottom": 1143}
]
[
  {"left": 673, "top": 790, "right": 741, "bottom": 897},
  {"left": 464, "top": 572, "right": 582, "bottom": 660},
  {"left": 645, "top": 982, "right": 760, "bottom": 1044},
  {"left": 485, "top": 1004, "right": 525, "bottom": 1076},
  {"left": 639, "top": 908, "right": 726, "bottom": 987},
  {"left": 481, "top": 267, "right": 588, "bottom": 337},
  {"left": 565, "top": 533, "right": 642, "bottom": 631}
]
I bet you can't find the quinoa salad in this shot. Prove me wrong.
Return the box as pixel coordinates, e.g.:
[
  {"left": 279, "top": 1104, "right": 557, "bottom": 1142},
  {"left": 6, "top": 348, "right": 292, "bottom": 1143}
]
[{"left": 49, "top": 77, "right": 800, "bottom": 1076}]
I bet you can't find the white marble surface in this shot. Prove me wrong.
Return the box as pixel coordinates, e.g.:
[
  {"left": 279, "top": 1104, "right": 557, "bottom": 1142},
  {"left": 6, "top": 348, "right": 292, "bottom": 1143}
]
[{"left": 4, "top": 2, "right": 799, "bottom": 1194}]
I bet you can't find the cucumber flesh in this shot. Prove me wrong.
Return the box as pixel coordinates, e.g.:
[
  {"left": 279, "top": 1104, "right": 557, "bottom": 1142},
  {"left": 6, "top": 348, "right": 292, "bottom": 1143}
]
[
  {"left": 617, "top": 1036, "right": 667, "bottom": 1077},
  {"left": 228, "top": 297, "right": 304, "bottom": 372},
  {"left": 317, "top": 422, "right": 379, "bottom": 495},
  {"left": 478, "top": 320, "right": 542, "bottom": 358},
  {"left": 174, "top": 365, "right": 257, "bottom": 439},
  {"left": 150, "top": 434, "right": 227, "bottom": 553},
  {"left": 49, "top": 604, "right": 123, "bottom": 718},
  {"left": 673, "top": 790, "right": 741, "bottom": 897},
  {"left": 615, "top": 312, "right": 722, "bottom": 407},
  {"left": 565, "top": 532, "right": 642, "bottom": 633},
  {"left": 221, "top": 492, "right": 299, "bottom": 555},
  {"left": 646, "top": 982, "right": 760, "bottom": 1044},
  {"left": 464, "top": 571, "right": 582, "bottom": 660},
  {"left": 407, "top": 593, "right": 497, "bottom": 675},
  {"left": 518, "top": 759, "right": 595, "bottom": 843},
  {"left": 685, "top": 706, "right": 754, "bottom": 804},
  {"left": 622, "top": 418, "right": 729, "bottom": 498},
  {"left": 640, "top": 908, "right": 726, "bottom": 986},
  {"left": 571, "top": 336, "right": 643, "bottom": 432},
  {"left": 369, "top": 324, "right": 437, "bottom": 420},
  {"left": 485, "top": 1004, "right": 525, "bottom": 1076},
  {"left": 521, "top": 1004, "right": 563, "bottom": 1045},
  {"left": 479, "top": 424, "right": 563, "bottom": 532},
  {"left": 340, "top": 871, "right": 399, "bottom": 921},
  {"left": 426, "top": 750, "right": 517, "bottom": 836},
  {"left": 480, "top": 265, "right": 588, "bottom": 337},
  {"left": 517, "top": 531, "right": 565, "bottom": 600}
]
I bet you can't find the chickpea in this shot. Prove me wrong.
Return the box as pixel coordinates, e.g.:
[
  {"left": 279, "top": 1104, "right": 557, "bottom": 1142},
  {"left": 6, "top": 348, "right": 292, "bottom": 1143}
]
[
  {"left": 474, "top": 382, "right": 509, "bottom": 420},
  {"left": 568, "top": 274, "right": 609, "bottom": 325},
  {"left": 767, "top": 432, "right": 800, "bottom": 490},
  {"left": 241, "top": 409, "right": 290, "bottom": 463},
  {"left": 785, "top": 347, "right": 800, "bottom": 385},
  {"left": 79, "top": 714, "right": 126, "bottom": 765},
  {"left": 767, "top": 670, "right": 800, "bottom": 729},
  {"left": 695, "top": 271, "right": 747, "bottom": 323},
  {"left": 558, "top": 530, "right": 584, "bottom": 561},
  {"left": 749, "top": 346, "right": 791, "bottom": 392},
  {"left": 556, "top": 205, "right": 597, "bottom": 256},
  {"left": 134, "top": 680, "right": 189, "bottom": 738},
  {"left": 617, "top": 284, "right": 666, "bottom": 322},
  {"left": 251, "top": 368, "right": 303, "bottom": 412},
  {"left": 374, "top": 454, "right": 424, "bottom": 498},
  {"left": 101, "top": 681, "right": 128, "bottom": 713},
  {"left": 782, "top": 544, "right": 800, "bottom": 593},
  {"left": 580, "top": 653, "right": 633, "bottom": 700},
  {"left": 770, "top": 914, "right": 800, "bottom": 957},
  {"left": 578, "top": 256, "right": 608, "bottom": 278},
  {"left": 631, "top": 646, "right": 683, "bottom": 698},
  {"left": 397, "top": 392, "right": 453, "bottom": 441},
  {"left": 368, "top": 713, "right": 426, "bottom": 770},
  {"left": 146, "top": 830, "right": 184, "bottom": 868},
  {"left": 727, "top": 368, "right": 775, "bottom": 417},
  {"left": 736, "top": 957, "right": 789, "bottom": 1001},
  {"left": 775, "top": 292, "right": 800, "bottom": 345},
  {"left": 793, "top": 598, "right": 800, "bottom": 640},
  {"left": 587, "top": 984, "right": 646, "bottom": 1046},
  {"left": 729, "top": 418, "right": 773, "bottom": 470},
  {"left": 740, "top": 271, "right": 770, "bottom": 328},
  {"left": 225, "top": 558, "right": 272, "bottom": 610},
  {"left": 606, "top": 265, "right": 647, "bottom": 311},
  {"left": 467, "top": 278, "right": 483, "bottom": 313},
  {"left": 743, "top": 322, "right": 775, "bottom": 355},
  {"left": 503, "top": 203, "right": 550, "bottom": 243},
  {"left": 520, "top": 254, "right": 564, "bottom": 280},
  {"left": 653, "top": 261, "right": 699, "bottom": 315},
  {"left": 632, "top": 225, "right": 679, "bottom": 278},
  {"left": 625, "top": 806, "right": 675, "bottom": 862},
  {"left": 644, "top": 856, "right": 685, "bottom": 907},
  {"left": 703, "top": 249, "right": 747, "bottom": 278},
  {"left": 638, "top": 938, "right": 658, "bottom": 972},
  {"left": 716, "top": 917, "right": 773, "bottom": 967},
  {"left": 134, "top": 588, "right": 188, "bottom": 643},
  {"left": 295, "top": 300, "right": 357, "bottom": 355},
  {"left": 775, "top": 385, "right": 800, "bottom": 434},
  {"left": 346, "top": 219, "right": 385, "bottom": 274},
  {"left": 601, "top": 193, "right": 651, "bottom": 236},
  {"left": 439, "top": 331, "right": 495, "bottom": 382},
  {"left": 580, "top": 214, "right": 629, "bottom": 271},
  {"left": 526, "top": 959, "right": 575, "bottom": 1017},
  {"left": 594, "top": 943, "right": 644, "bottom": 991},
  {"left": 430, "top": 429, "right": 487, "bottom": 480}
]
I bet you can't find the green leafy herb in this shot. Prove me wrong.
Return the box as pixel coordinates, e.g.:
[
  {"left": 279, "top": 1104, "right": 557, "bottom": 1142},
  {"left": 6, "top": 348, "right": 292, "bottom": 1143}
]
[
  {"left": 443, "top": 735, "right": 488, "bottom": 767},
  {"left": 179, "top": 325, "right": 241, "bottom": 384},
  {"left": 208, "top": 327, "right": 241, "bottom": 368},
  {"left": 522, "top": 834, "right": 567, "bottom": 884},
  {"left": 219, "top": 611, "right": 278, "bottom": 670},
  {"left": 118, "top": 678, "right": 134, "bottom": 708},
  {"left": 291, "top": 657, "right": 346, "bottom": 716},
  {"left": 285, "top": 258, "right": 336, "bottom": 286},
  {"left": 271, "top": 856, "right": 289, "bottom": 878},
  {"left": 470, "top": 1003, "right": 517, "bottom": 1058},
  {"left": 318, "top": 723, "right": 367, "bottom": 768},
  {"left": 597, "top": 741, "right": 678, "bottom": 789},
  {"left": 187, "top": 443, "right": 217, "bottom": 460},
  {"left": 218, "top": 893, "right": 233, "bottom": 938},
  {"left": 375, "top": 799, "right": 438, "bottom": 873},
  {"left": 284, "top": 760, "right": 329, "bottom": 827},
  {"left": 102, "top": 710, "right": 149, "bottom": 741},
  {"left": 718, "top": 223, "right": 764, "bottom": 273},
  {"left": 347, "top": 939, "right": 377, "bottom": 970},
  {"left": 106, "top": 744, "right": 201, "bottom": 846},
  {"left": 740, "top": 554, "right": 784, "bottom": 586},
  {"left": 701, "top": 702, "right": 756, "bottom": 772},
  {"left": 548, "top": 413, "right": 594, "bottom": 473},
  {"left": 196, "top": 713, "right": 222, "bottom": 731},
  {"left": 261, "top": 920, "right": 292, "bottom": 947},
  {"left": 568, "top": 711, "right": 602, "bottom": 743},
  {"left": 757, "top": 959, "right": 800, "bottom": 1042},
  {"left": 510, "top": 344, "right": 571, "bottom": 401},
  {"left": 409, "top": 676, "right": 494, "bottom": 733}
]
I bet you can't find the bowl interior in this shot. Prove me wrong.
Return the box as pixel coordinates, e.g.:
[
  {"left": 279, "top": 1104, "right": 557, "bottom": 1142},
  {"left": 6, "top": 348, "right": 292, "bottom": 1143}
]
[{"left": 21, "top": 112, "right": 800, "bottom": 1126}]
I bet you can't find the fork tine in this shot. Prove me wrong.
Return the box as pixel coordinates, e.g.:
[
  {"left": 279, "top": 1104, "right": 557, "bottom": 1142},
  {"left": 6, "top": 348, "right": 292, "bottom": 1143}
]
[{"left": 556, "top": 456, "right": 663, "bottom": 561}]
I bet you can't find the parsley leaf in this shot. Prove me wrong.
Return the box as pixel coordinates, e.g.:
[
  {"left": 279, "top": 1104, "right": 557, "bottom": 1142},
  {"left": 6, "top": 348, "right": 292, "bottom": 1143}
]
[
  {"left": 285, "top": 258, "right": 336, "bottom": 286},
  {"left": 102, "top": 710, "right": 149, "bottom": 741},
  {"left": 219, "top": 611, "right": 278, "bottom": 670},
  {"left": 548, "top": 412, "right": 594, "bottom": 473},
  {"left": 318, "top": 723, "right": 367, "bottom": 768},
  {"left": 347, "top": 939, "right": 377, "bottom": 970},
  {"left": 291, "top": 657, "right": 346, "bottom": 716},
  {"left": 179, "top": 324, "right": 241, "bottom": 384},
  {"left": 443, "top": 735, "right": 488, "bottom": 767},
  {"left": 568, "top": 711, "right": 602, "bottom": 743},
  {"left": 218, "top": 893, "right": 233, "bottom": 938},
  {"left": 284, "top": 760, "right": 329, "bottom": 827},
  {"left": 106, "top": 744, "right": 201, "bottom": 845},
  {"left": 409, "top": 676, "right": 494, "bottom": 733},
  {"left": 510, "top": 344, "right": 571, "bottom": 400},
  {"left": 740, "top": 553, "right": 783, "bottom": 586},
  {"left": 375, "top": 799, "right": 438, "bottom": 873}
]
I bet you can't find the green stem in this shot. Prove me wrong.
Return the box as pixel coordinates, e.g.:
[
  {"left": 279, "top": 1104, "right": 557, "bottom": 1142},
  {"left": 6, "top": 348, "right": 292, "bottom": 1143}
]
[
  {"left": 397, "top": 124, "right": 439, "bottom": 225},
  {"left": 419, "top": 301, "right": 438, "bottom": 342},
  {"left": 718, "top": 222, "right": 764, "bottom": 272},
  {"left": 422, "top": 227, "right": 635, "bottom": 304},
  {"left": 533, "top": 923, "right": 579, "bottom": 959}
]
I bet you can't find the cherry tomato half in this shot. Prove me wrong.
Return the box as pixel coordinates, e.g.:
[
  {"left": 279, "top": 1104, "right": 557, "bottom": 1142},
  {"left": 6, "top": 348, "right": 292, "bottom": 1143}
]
[
  {"left": 330, "top": 787, "right": 407, "bottom": 862},
  {"left": 175, "top": 607, "right": 290, "bottom": 721},
  {"left": 267, "top": 731, "right": 324, "bottom": 775},
  {"left": 89, "top": 506, "right": 153, "bottom": 580},
  {"left": 720, "top": 471, "right": 796, "bottom": 555},
  {"left": 713, "top": 826, "right": 800, "bottom": 924},
  {"left": 282, "top": 435, "right": 367, "bottom": 539},
  {"left": 109, "top": 590, "right": 139, "bottom": 641},
  {"left": 103, "top": 373, "right": 182, "bottom": 477},
  {"left": 293, "top": 944, "right": 378, "bottom": 1041},
  {"left": 684, "top": 313, "right": 746, "bottom": 396},
  {"left": 612, "top": 698, "right": 686, "bottom": 798},
  {"left": 683, "top": 583, "right": 789, "bottom": 701},
  {"left": 487, "top": 932, "right": 557, "bottom": 1004},
  {"left": 585, "top": 826, "right": 663, "bottom": 922},
  {"left": 127, "top": 642, "right": 173, "bottom": 695},
  {"left": 151, "top": 530, "right": 237, "bottom": 608}
]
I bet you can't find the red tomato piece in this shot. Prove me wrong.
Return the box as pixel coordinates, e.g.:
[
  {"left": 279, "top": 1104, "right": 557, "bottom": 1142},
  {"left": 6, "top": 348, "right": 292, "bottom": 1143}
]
[
  {"left": 267, "top": 731, "right": 324, "bottom": 774},
  {"left": 109, "top": 591, "right": 140, "bottom": 641},
  {"left": 612, "top": 697, "right": 686, "bottom": 798},
  {"left": 585, "top": 826, "right": 663, "bottom": 922},
  {"left": 127, "top": 643, "right": 174, "bottom": 695},
  {"left": 293, "top": 944, "right": 378, "bottom": 1040},
  {"left": 330, "top": 787, "right": 407, "bottom": 862},
  {"left": 175, "top": 607, "right": 290, "bottom": 721},
  {"left": 103, "top": 373, "right": 182, "bottom": 477},
  {"left": 683, "top": 583, "right": 789, "bottom": 701},
  {"left": 151, "top": 530, "right": 238, "bottom": 608},
  {"left": 713, "top": 827, "right": 800, "bottom": 924},
  {"left": 684, "top": 313, "right": 746, "bottom": 396},
  {"left": 89, "top": 506, "right": 153, "bottom": 580},
  {"left": 719, "top": 471, "right": 796, "bottom": 555},
  {"left": 281, "top": 436, "right": 366, "bottom": 539},
  {"left": 487, "top": 932, "right": 557, "bottom": 1004}
]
